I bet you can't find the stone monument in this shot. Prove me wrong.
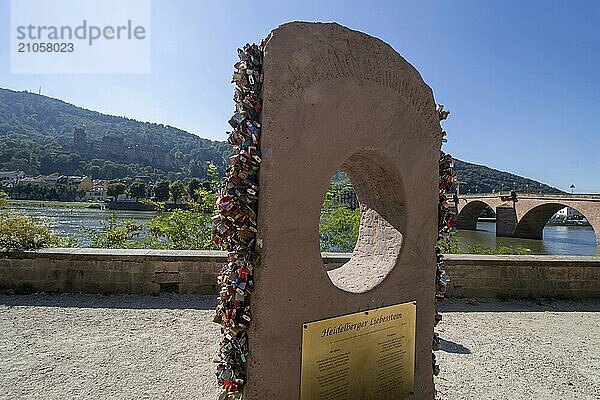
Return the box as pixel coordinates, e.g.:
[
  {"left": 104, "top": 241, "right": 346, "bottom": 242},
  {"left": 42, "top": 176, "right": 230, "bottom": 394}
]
[{"left": 243, "top": 22, "right": 442, "bottom": 399}]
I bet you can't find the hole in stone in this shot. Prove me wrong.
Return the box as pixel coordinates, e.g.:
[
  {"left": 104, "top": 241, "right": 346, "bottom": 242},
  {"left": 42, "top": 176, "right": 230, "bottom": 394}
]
[{"left": 321, "top": 150, "right": 406, "bottom": 293}]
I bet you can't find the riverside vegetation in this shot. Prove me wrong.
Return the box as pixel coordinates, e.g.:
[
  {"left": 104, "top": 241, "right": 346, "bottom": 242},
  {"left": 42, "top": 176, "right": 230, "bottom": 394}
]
[{"left": 0, "top": 177, "right": 533, "bottom": 255}]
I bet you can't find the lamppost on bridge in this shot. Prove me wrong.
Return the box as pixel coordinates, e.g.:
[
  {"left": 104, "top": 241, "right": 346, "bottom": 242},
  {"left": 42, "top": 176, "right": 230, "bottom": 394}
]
[{"left": 570, "top": 184, "right": 576, "bottom": 194}]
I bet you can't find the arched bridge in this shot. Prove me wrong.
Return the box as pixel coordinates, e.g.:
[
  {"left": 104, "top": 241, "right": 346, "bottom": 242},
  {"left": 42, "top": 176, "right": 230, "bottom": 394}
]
[{"left": 456, "top": 193, "right": 600, "bottom": 244}]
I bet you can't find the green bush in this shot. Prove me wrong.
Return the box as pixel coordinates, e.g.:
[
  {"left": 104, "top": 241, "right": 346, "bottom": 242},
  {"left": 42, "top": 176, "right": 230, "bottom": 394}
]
[
  {"left": 87, "top": 206, "right": 217, "bottom": 251},
  {"left": 87, "top": 215, "right": 144, "bottom": 249},
  {"left": 319, "top": 182, "right": 360, "bottom": 252},
  {"left": 465, "top": 244, "right": 532, "bottom": 255},
  {"left": 0, "top": 212, "right": 71, "bottom": 252},
  {"left": 146, "top": 209, "right": 215, "bottom": 250},
  {"left": 439, "top": 235, "right": 531, "bottom": 255}
]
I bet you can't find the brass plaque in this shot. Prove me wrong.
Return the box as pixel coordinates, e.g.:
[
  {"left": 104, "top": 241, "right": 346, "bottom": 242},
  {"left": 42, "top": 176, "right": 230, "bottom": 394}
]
[{"left": 300, "top": 302, "right": 416, "bottom": 400}]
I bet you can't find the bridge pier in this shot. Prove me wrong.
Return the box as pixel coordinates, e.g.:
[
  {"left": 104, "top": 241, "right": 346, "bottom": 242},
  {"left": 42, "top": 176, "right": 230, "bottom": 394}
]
[{"left": 495, "top": 205, "right": 518, "bottom": 237}]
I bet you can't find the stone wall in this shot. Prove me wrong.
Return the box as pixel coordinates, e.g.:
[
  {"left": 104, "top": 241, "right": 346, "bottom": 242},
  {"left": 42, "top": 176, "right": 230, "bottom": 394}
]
[
  {"left": 0, "top": 249, "right": 598, "bottom": 298},
  {"left": 444, "top": 254, "right": 600, "bottom": 298}
]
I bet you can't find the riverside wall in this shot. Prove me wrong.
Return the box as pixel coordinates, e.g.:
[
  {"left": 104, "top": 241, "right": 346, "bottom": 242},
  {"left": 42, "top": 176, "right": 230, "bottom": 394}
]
[{"left": 0, "top": 249, "right": 598, "bottom": 298}]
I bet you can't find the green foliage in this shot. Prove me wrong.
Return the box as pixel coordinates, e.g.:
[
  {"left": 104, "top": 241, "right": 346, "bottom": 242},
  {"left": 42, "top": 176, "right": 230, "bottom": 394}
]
[
  {"left": 187, "top": 178, "right": 201, "bottom": 202},
  {"left": 10, "top": 182, "right": 84, "bottom": 202},
  {"left": 192, "top": 163, "right": 219, "bottom": 213},
  {"left": 0, "top": 212, "right": 72, "bottom": 252},
  {"left": 169, "top": 180, "right": 186, "bottom": 203},
  {"left": 439, "top": 235, "right": 532, "bottom": 255},
  {"left": 194, "top": 189, "right": 217, "bottom": 213},
  {"left": 319, "top": 181, "right": 360, "bottom": 252},
  {"left": 205, "top": 162, "right": 220, "bottom": 186},
  {"left": 88, "top": 215, "right": 144, "bottom": 249},
  {"left": 0, "top": 192, "right": 6, "bottom": 208},
  {"left": 454, "top": 159, "right": 563, "bottom": 194},
  {"left": 464, "top": 244, "right": 532, "bottom": 255},
  {"left": 438, "top": 236, "right": 461, "bottom": 254},
  {"left": 88, "top": 182, "right": 217, "bottom": 250},
  {"left": 0, "top": 88, "right": 229, "bottom": 180},
  {"left": 128, "top": 180, "right": 147, "bottom": 200},
  {"left": 145, "top": 210, "right": 215, "bottom": 250},
  {"left": 106, "top": 182, "right": 127, "bottom": 199},
  {"left": 154, "top": 180, "right": 170, "bottom": 202}
]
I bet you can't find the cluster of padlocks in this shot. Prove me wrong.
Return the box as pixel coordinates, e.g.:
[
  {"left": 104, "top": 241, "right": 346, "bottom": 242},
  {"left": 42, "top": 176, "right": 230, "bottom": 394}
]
[
  {"left": 433, "top": 105, "right": 457, "bottom": 376},
  {"left": 212, "top": 42, "right": 264, "bottom": 399}
]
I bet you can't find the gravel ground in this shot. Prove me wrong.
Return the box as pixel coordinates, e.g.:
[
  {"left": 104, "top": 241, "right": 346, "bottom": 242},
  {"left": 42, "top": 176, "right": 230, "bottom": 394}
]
[
  {"left": 434, "top": 298, "right": 600, "bottom": 400},
  {"left": 0, "top": 294, "right": 221, "bottom": 399},
  {"left": 0, "top": 294, "right": 598, "bottom": 400}
]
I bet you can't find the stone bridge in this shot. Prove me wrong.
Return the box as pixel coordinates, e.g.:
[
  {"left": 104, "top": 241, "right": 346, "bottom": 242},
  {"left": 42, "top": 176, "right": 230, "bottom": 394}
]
[{"left": 456, "top": 193, "right": 600, "bottom": 244}]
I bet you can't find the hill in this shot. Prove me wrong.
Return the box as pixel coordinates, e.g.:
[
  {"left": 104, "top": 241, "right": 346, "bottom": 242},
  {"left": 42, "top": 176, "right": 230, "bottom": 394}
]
[
  {"left": 0, "top": 88, "right": 230, "bottom": 180},
  {"left": 453, "top": 159, "right": 562, "bottom": 194},
  {"left": 0, "top": 88, "right": 562, "bottom": 193}
]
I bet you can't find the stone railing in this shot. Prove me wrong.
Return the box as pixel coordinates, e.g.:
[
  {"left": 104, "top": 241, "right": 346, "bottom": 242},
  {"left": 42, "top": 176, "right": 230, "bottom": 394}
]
[
  {"left": 460, "top": 193, "right": 600, "bottom": 201},
  {"left": 0, "top": 249, "right": 598, "bottom": 298}
]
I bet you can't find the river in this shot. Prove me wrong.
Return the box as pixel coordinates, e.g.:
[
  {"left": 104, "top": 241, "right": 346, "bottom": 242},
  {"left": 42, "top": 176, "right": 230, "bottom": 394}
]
[
  {"left": 6, "top": 205, "right": 599, "bottom": 255},
  {"left": 9, "top": 204, "right": 159, "bottom": 246},
  {"left": 455, "top": 221, "right": 598, "bottom": 256}
]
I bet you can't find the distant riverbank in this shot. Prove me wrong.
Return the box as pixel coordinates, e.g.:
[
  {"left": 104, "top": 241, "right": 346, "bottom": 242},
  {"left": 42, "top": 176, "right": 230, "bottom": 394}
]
[{"left": 8, "top": 199, "right": 103, "bottom": 209}]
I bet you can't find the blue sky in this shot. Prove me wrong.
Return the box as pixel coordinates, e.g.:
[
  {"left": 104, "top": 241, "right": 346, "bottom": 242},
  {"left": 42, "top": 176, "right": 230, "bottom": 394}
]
[{"left": 1, "top": 0, "right": 598, "bottom": 192}]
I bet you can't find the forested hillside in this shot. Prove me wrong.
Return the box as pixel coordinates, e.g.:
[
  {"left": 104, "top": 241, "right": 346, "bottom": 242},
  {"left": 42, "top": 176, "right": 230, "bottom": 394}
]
[
  {"left": 453, "top": 160, "right": 562, "bottom": 194},
  {"left": 0, "top": 88, "right": 229, "bottom": 180},
  {"left": 0, "top": 87, "right": 563, "bottom": 193}
]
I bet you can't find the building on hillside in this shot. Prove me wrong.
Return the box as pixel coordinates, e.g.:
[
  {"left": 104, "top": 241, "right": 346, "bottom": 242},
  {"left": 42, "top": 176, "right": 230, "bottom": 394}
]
[
  {"left": 57, "top": 176, "right": 93, "bottom": 191},
  {"left": 101, "top": 135, "right": 125, "bottom": 158},
  {"left": 70, "top": 125, "right": 176, "bottom": 169},
  {"left": 71, "top": 126, "right": 94, "bottom": 155},
  {"left": 0, "top": 170, "right": 25, "bottom": 184},
  {"left": 85, "top": 186, "right": 107, "bottom": 202},
  {"left": 84, "top": 180, "right": 108, "bottom": 202},
  {"left": 30, "top": 175, "right": 61, "bottom": 185}
]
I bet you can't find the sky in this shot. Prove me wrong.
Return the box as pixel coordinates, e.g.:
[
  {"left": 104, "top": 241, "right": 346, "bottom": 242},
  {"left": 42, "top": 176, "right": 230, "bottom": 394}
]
[{"left": 0, "top": 0, "right": 598, "bottom": 192}]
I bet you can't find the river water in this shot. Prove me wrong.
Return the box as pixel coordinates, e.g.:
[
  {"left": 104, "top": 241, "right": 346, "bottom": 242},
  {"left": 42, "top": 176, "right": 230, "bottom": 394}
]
[
  {"left": 6, "top": 205, "right": 599, "bottom": 255},
  {"left": 456, "top": 222, "right": 598, "bottom": 256},
  {"left": 9, "top": 204, "right": 159, "bottom": 247}
]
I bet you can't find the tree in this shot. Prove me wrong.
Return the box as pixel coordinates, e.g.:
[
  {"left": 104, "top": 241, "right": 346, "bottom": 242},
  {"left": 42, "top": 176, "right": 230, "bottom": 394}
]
[
  {"left": 169, "top": 180, "right": 186, "bottom": 204},
  {"left": 188, "top": 178, "right": 201, "bottom": 202},
  {"left": 129, "top": 180, "right": 147, "bottom": 200},
  {"left": 154, "top": 180, "right": 170, "bottom": 202},
  {"left": 202, "top": 162, "right": 220, "bottom": 192},
  {"left": 107, "top": 182, "right": 127, "bottom": 200},
  {"left": 319, "top": 182, "right": 360, "bottom": 252}
]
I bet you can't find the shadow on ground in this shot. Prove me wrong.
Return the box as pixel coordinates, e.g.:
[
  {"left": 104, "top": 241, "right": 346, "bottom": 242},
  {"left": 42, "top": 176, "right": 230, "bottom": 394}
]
[
  {"left": 440, "top": 338, "right": 471, "bottom": 354},
  {"left": 0, "top": 293, "right": 216, "bottom": 310}
]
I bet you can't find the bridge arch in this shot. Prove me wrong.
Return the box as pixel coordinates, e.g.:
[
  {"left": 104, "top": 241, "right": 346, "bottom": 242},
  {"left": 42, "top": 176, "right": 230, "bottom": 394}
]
[
  {"left": 456, "top": 200, "right": 497, "bottom": 230},
  {"left": 514, "top": 203, "right": 598, "bottom": 244}
]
